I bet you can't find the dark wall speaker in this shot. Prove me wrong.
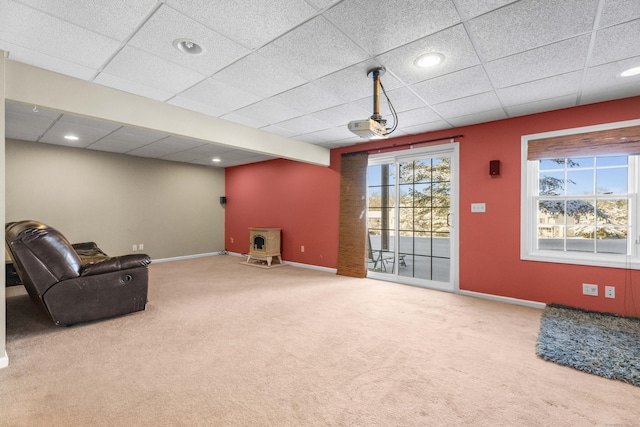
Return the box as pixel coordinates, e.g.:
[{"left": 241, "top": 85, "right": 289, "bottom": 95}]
[
  {"left": 489, "top": 160, "right": 500, "bottom": 176},
  {"left": 220, "top": 196, "right": 227, "bottom": 205}
]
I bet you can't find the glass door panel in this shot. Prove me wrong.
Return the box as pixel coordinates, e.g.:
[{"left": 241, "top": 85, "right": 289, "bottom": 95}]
[{"left": 367, "top": 153, "right": 454, "bottom": 289}]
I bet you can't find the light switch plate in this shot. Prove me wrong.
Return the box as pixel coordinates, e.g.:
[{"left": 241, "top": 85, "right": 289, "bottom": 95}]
[{"left": 471, "top": 203, "right": 486, "bottom": 213}]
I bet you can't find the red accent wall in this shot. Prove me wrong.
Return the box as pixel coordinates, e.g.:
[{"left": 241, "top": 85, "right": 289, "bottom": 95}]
[
  {"left": 225, "top": 96, "right": 640, "bottom": 316},
  {"left": 225, "top": 158, "right": 340, "bottom": 268}
]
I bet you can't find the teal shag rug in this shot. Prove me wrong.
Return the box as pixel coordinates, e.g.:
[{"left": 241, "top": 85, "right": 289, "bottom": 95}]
[{"left": 536, "top": 304, "right": 640, "bottom": 387}]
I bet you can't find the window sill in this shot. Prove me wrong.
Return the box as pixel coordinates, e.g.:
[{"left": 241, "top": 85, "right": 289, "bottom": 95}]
[{"left": 521, "top": 250, "right": 640, "bottom": 270}]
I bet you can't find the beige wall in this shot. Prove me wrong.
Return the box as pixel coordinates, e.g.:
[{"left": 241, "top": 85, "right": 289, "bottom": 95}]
[{"left": 6, "top": 139, "right": 225, "bottom": 260}]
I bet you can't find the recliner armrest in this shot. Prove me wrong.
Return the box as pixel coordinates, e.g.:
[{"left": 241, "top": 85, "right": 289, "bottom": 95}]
[{"left": 80, "top": 254, "right": 151, "bottom": 277}]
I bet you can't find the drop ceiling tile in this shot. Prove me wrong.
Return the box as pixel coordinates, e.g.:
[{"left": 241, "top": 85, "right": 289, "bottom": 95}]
[
  {"left": 127, "top": 136, "right": 205, "bottom": 158},
  {"left": 294, "top": 126, "right": 356, "bottom": 144},
  {"left": 497, "top": 71, "right": 583, "bottom": 106},
  {"left": 391, "top": 107, "right": 444, "bottom": 129},
  {"left": 165, "top": 0, "right": 317, "bottom": 49},
  {"left": 102, "top": 46, "right": 206, "bottom": 94},
  {"left": 599, "top": 0, "right": 640, "bottom": 27},
  {"left": 324, "top": 0, "right": 460, "bottom": 55},
  {"left": 15, "top": 0, "right": 158, "bottom": 41},
  {"left": 39, "top": 121, "right": 116, "bottom": 147},
  {"left": 5, "top": 110, "right": 56, "bottom": 141},
  {"left": 455, "top": 0, "right": 518, "bottom": 20},
  {"left": 178, "top": 78, "right": 261, "bottom": 112},
  {"left": 0, "top": 0, "right": 122, "bottom": 68},
  {"left": 212, "top": 52, "right": 307, "bottom": 99},
  {"left": 86, "top": 131, "right": 166, "bottom": 154},
  {"left": 580, "top": 83, "right": 640, "bottom": 104},
  {"left": 432, "top": 91, "right": 503, "bottom": 118},
  {"left": 94, "top": 72, "right": 175, "bottom": 102},
  {"left": 269, "top": 83, "right": 342, "bottom": 115},
  {"left": 376, "top": 24, "right": 481, "bottom": 85},
  {"left": 219, "top": 112, "right": 268, "bottom": 129},
  {"left": 447, "top": 108, "right": 508, "bottom": 127},
  {"left": 382, "top": 87, "right": 429, "bottom": 113},
  {"left": 400, "top": 120, "right": 452, "bottom": 135},
  {"left": 167, "top": 97, "right": 226, "bottom": 117},
  {"left": 129, "top": 5, "right": 250, "bottom": 75},
  {"left": 410, "top": 65, "right": 494, "bottom": 105},
  {"left": 485, "top": 35, "right": 591, "bottom": 88},
  {"left": 505, "top": 94, "right": 578, "bottom": 117},
  {"left": 313, "top": 60, "right": 402, "bottom": 103},
  {"left": 160, "top": 151, "right": 202, "bottom": 163},
  {"left": 258, "top": 16, "right": 369, "bottom": 81},
  {"left": 230, "top": 99, "right": 301, "bottom": 126},
  {"left": 309, "top": 103, "right": 372, "bottom": 127},
  {"left": 1, "top": 41, "right": 97, "bottom": 80},
  {"left": 58, "top": 114, "right": 122, "bottom": 131},
  {"left": 6, "top": 102, "right": 61, "bottom": 119},
  {"left": 467, "top": 0, "right": 599, "bottom": 61},
  {"left": 590, "top": 20, "right": 640, "bottom": 66},
  {"left": 274, "top": 115, "right": 332, "bottom": 135},
  {"left": 259, "top": 125, "right": 300, "bottom": 138},
  {"left": 583, "top": 55, "right": 640, "bottom": 89}
]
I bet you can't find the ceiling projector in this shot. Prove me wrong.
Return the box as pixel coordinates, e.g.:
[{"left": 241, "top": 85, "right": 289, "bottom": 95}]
[{"left": 348, "top": 118, "right": 388, "bottom": 139}]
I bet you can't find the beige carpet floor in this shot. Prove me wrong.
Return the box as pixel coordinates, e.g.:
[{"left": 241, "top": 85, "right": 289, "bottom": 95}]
[{"left": 2, "top": 255, "right": 639, "bottom": 426}]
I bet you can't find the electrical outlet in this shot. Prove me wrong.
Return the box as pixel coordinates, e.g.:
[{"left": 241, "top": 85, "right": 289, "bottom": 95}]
[
  {"left": 605, "top": 286, "right": 615, "bottom": 299},
  {"left": 132, "top": 244, "right": 138, "bottom": 251},
  {"left": 301, "top": 245, "right": 305, "bottom": 252},
  {"left": 582, "top": 283, "right": 598, "bottom": 296},
  {"left": 230, "top": 237, "right": 234, "bottom": 244},
  {"left": 139, "top": 244, "right": 144, "bottom": 251}
]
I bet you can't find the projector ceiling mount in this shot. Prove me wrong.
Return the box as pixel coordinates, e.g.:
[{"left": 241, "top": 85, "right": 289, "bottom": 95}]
[{"left": 348, "top": 67, "right": 398, "bottom": 139}]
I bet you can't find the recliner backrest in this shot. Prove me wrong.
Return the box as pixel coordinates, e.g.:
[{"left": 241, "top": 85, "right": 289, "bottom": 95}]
[{"left": 6, "top": 220, "right": 82, "bottom": 298}]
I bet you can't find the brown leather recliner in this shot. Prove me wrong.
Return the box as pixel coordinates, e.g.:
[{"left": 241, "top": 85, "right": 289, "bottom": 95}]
[{"left": 5, "top": 220, "right": 151, "bottom": 326}]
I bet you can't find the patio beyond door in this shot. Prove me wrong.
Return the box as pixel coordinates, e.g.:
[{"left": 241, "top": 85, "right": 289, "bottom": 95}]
[{"left": 367, "top": 145, "right": 458, "bottom": 292}]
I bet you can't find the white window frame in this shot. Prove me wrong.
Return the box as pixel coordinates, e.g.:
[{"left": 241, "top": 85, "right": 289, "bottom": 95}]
[{"left": 521, "top": 119, "right": 640, "bottom": 269}]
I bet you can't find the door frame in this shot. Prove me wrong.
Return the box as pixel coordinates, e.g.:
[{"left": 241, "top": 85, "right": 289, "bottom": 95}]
[{"left": 366, "top": 142, "right": 460, "bottom": 293}]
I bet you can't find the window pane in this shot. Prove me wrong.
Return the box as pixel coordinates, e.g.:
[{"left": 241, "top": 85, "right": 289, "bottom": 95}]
[
  {"left": 399, "top": 184, "right": 413, "bottom": 207},
  {"left": 538, "top": 225, "right": 565, "bottom": 250},
  {"left": 540, "top": 159, "right": 565, "bottom": 171},
  {"left": 399, "top": 231, "right": 415, "bottom": 255},
  {"left": 432, "top": 208, "right": 450, "bottom": 232},
  {"left": 432, "top": 233, "right": 450, "bottom": 258},
  {"left": 368, "top": 208, "right": 382, "bottom": 230},
  {"left": 566, "top": 226, "right": 594, "bottom": 252},
  {"left": 413, "top": 159, "right": 432, "bottom": 183},
  {"left": 538, "top": 200, "right": 565, "bottom": 224},
  {"left": 414, "top": 232, "right": 431, "bottom": 256},
  {"left": 567, "top": 157, "right": 594, "bottom": 168},
  {"left": 432, "top": 257, "right": 450, "bottom": 282},
  {"left": 399, "top": 162, "right": 414, "bottom": 184},
  {"left": 413, "top": 207, "right": 431, "bottom": 232},
  {"left": 566, "top": 170, "right": 594, "bottom": 195},
  {"left": 597, "top": 156, "right": 627, "bottom": 167},
  {"left": 539, "top": 171, "right": 565, "bottom": 195},
  {"left": 398, "top": 207, "right": 414, "bottom": 231},
  {"left": 597, "top": 199, "right": 628, "bottom": 226},
  {"left": 597, "top": 167, "right": 627, "bottom": 194},
  {"left": 596, "top": 226, "right": 627, "bottom": 254},
  {"left": 566, "top": 199, "right": 595, "bottom": 224},
  {"left": 413, "top": 183, "right": 431, "bottom": 204}
]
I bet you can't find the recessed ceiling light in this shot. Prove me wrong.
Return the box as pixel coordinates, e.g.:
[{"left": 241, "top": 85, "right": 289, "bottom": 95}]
[
  {"left": 173, "top": 38, "right": 204, "bottom": 55},
  {"left": 212, "top": 158, "right": 221, "bottom": 163},
  {"left": 414, "top": 53, "right": 444, "bottom": 68},
  {"left": 620, "top": 66, "right": 640, "bottom": 77},
  {"left": 64, "top": 135, "right": 79, "bottom": 141}
]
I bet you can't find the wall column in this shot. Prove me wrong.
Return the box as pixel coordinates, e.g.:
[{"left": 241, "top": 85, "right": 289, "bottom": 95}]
[{"left": 1, "top": 50, "right": 8, "bottom": 369}]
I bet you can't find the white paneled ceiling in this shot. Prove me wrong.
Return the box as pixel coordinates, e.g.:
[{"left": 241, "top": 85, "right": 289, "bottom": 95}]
[{"left": 2, "top": 0, "right": 640, "bottom": 168}]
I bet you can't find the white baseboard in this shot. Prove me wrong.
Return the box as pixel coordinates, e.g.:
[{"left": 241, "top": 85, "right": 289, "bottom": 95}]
[
  {"left": 458, "top": 289, "right": 546, "bottom": 310},
  {"left": 0, "top": 351, "right": 8, "bottom": 369},
  {"left": 152, "top": 252, "right": 221, "bottom": 263}
]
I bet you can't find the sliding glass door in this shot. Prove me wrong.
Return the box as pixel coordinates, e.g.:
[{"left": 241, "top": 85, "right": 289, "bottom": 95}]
[{"left": 367, "top": 144, "right": 458, "bottom": 292}]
